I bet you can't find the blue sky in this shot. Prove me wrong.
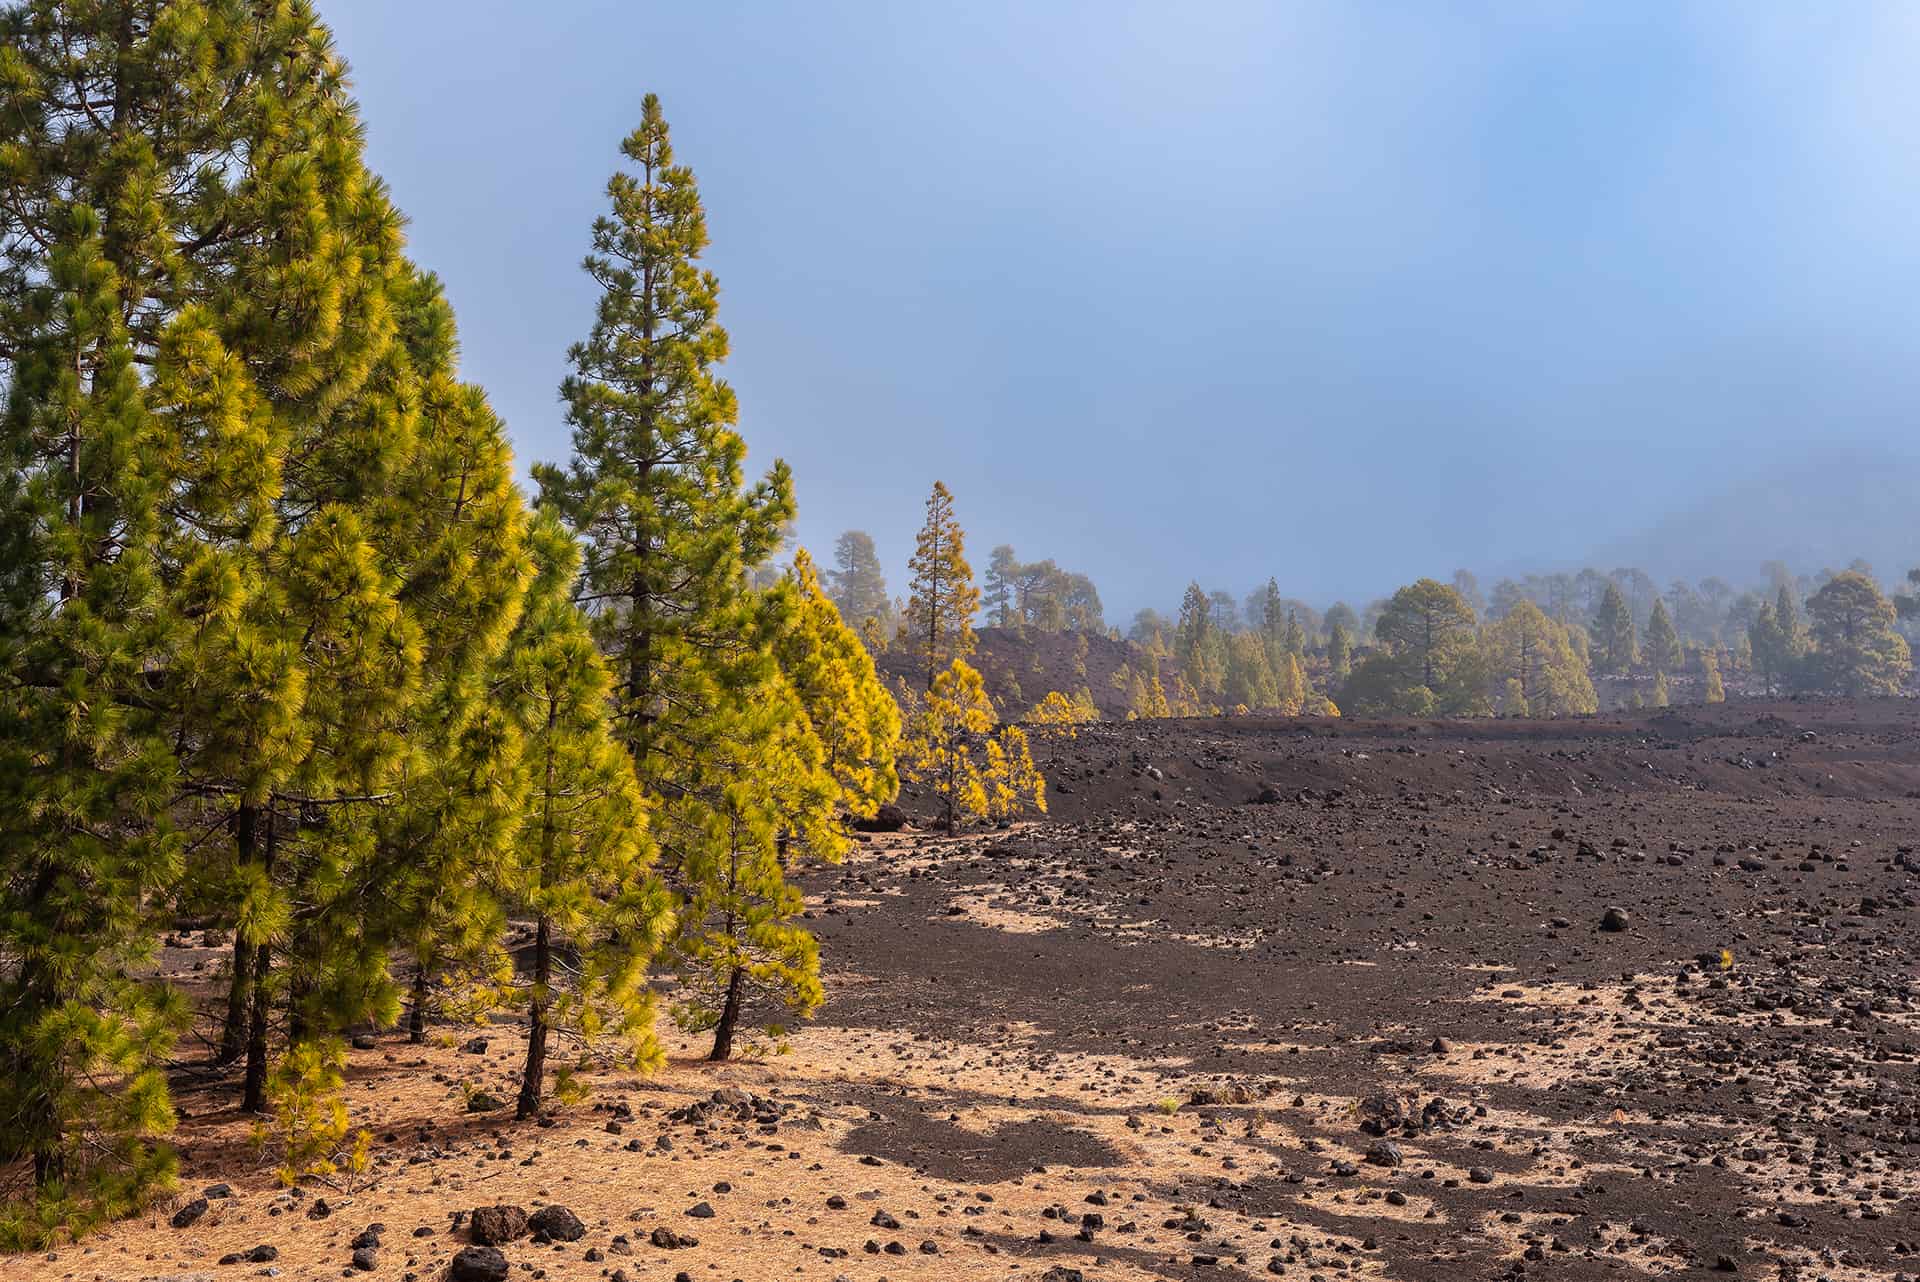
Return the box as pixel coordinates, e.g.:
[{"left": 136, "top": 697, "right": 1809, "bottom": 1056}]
[{"left": 324, "top": 2, "right": 1920, "bottom": 616}]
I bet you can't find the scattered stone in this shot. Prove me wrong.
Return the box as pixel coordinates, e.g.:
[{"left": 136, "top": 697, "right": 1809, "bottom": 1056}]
[
  {"left": 1365, "top": 1140, "right": 1403, "bottom": 1167},
  {"left": 527, "top": 1205, "right": 584, "bottom": 1243},
  {"left": 468, "top": 1205, "right": 528, "bottom": 1246},
  {"left": 853, "top": 803, "right": 907, "bottom": 832},
  {"left": 217, "top": 1245, "right": 277, "bottom": 1266},
  {"left": 449, "top": 1245, "right": 510, "bottom": 1282}
]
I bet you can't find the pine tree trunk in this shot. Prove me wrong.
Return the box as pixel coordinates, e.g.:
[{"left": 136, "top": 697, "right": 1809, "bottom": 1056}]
[
  {"left": 242, "top": 932, "right": 272, "bottom": 1113},
  {"left": 408, "top": 964, "right": 429, "bottom": 1044},
  {"left": 287, "top": 968, "right": 312, "bottom": 1044},
  {"left": 18, "top": 861, "right": 61, "bottom": 1185},
  {"left": 219, "top": 936, "right": 251, "bottom": 1065},
  {"left": 708, "top": 964, "right": 743, "bottom": 1063},
  {"left": 218, "top": 803, "right": 259, "bottom": 1064},
  {"left": 32, "top": 1145, "right": 63, "bottom": 1190},
  {"left": 516, "top": 916, "right": 552, "bottom": 1119},
  {"left": 242, "top": 810, "right": 277, "bottom": 1114}
]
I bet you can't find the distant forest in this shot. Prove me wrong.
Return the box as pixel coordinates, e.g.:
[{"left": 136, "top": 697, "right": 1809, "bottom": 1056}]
[{"left": 830, "top": 515, "right": 1917, "bottom": 722}]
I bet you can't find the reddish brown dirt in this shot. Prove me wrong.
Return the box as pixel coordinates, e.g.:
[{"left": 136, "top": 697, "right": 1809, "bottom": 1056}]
[{"left": 17, "top": 697, "right": 1920, "bottom": 1282}]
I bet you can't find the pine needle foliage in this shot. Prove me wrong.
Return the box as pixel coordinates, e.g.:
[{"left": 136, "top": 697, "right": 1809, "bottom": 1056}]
[
  {"left": 773, "top": 551, "right": 901, "bottom": 822},
  {"left": 905, "top": 482, "right": 979, "bottom": 689},
  {"left": 491, "top": 515, "right": 668, "bottom": 1118},
  {"left": 248, "top": 1039, "right": 371, "bottom": 1191},
  {"left": 533, "top": 93, "right": 793, "bottom": 777},
  {"left": 536, "top": 99, "right": 885, "bottom": 1064},
  {"left": 899, "top": 660, "right": 1046, "bottom": 830}
]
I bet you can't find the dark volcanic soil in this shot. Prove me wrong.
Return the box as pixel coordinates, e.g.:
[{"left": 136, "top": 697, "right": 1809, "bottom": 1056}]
[
  {"left": 817, "top": 698, "right": 1920, "bottom": 1280},
  {"left": 28, "top": 698, "right": 1919, "bottom": 1282}
]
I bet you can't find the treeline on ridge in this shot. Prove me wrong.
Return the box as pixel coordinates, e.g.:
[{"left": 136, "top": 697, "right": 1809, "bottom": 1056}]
[{"left": 827, "top": 526, "right": 1918, "bottom": 720}]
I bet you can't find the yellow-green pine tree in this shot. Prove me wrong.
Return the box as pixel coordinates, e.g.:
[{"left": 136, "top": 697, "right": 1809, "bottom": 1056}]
[
  {"left": 774, "top": 550, "right": 901, "bottom": 821},
  {"left": 1702, "top": 650, "right": 1726, "bottom": 703},
  {"left": 496, "top": 517, "right": 668, "bottom": 1118},
  {"left": 899, "top": 661, "right": 1046, "bottom": 829},
  {"left": 905, "top": 481, "right": 980, "bottom": 688}
]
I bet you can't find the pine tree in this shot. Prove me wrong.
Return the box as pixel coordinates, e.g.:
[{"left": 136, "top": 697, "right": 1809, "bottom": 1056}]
[
  {"left": 1327, "top": 621, "right": 1353, "bottom": 684},
  {"left": 1749, "top": 602, "right": 1791, "bottom": 694},
  {"left": 1644, "top": 598, "right": 1681, "bottom": 674},
  {"left": 1501, "top": 678, "right": 1528, "bottom": 716},
  {"left": 0, "top": 198, "right": 184, "bottom": 1232},
  {"left": 534, "top": 93, "right": 794, "bottom": 777},
  {"left": 898, "top": 660, "right": 1045, "bottom": 829},
  {"left": 493, "top": 517, "right": 667, "bottom": 1118},
  {"left": 1062, "top": 572, "right": 1103, "bottom": 633},
  {"left": 354, "top": 269, "right": 532, "bottom": 1055},
  {"left": 1775, "top": 584, "right": 1806, "bottom": 658},
  {"left": 1176, "top": 582, "right": 1212, "bottom": 661},
  {"left": 1135, "top": 656, "right": 1173, "bottom": 719},
  {"left": 1223, "top": 633, "right": 1278, "bottom": 710},
  {"left": 1371, "top": 578, "right": 1478, "bottom": 712},
  {"left": 904, "top": 482, "right": 979, "bottom": 687},
  {"left": 773, "top": 551, "right": 901, "bottom": 822},
  {"left": 1702, "top": 650, "right": 1726, "bottom": 703},
  {"left": 1275, "top": 651, "right": 1308, "bottom": 716},
  {"left": 663, "top": 652, "right": 840, "bottom": 1062},
  {"left": 1592, "top": 582, "right": 1637, "bottom": 675},
  {"left": 1805, "top": 572, "right": 1912, "bottom": 696},
  {"left": 532, "top": 99, "right": 830, "bottom": 1066},
  {"left": 1259, "top": 579, "right": 1285, "bottom": 658},
  {"left": 0, "top": 0, "right": 424, "bottom": 1224},
  {"left": 1452, "top": 568, "right": 1486, "bottom": 615},
  {"left": 1651, "top": 671, "right": 1671, "bottom": 707},
  {"left": 1029, "top": 690, "right": 1090, "bottom": 730},
  {"left": 1480, "top": 600, "right": 1597, "bottom": 717},
  {"left": 1284, "top": 610, "right": 1307, "bottom": 657},
  {"left": 1174, "top": 582, "right": 1225, "bottom": 694},
  {"left": 1895, "top": 568, "right": 1920, "bottom": 626},
  {"left": 829, "top": 531, "right": 890, "bottom": 633},
  {"left": 1026, "top": 690, "right": 1095, "bottom": 765},
  {"left": 983, "top": 545, "right": 1020, "bottom": 629}
]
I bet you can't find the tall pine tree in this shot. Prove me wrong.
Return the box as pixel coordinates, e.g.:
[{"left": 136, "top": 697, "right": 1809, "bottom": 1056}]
[
  {"left": 1592, "top": 582, "right": 1637, "bottom": 675},
  {"left": 1644, "top": 598, "right": 1681, "bottom": 674},
  {"left": 904, "top": 481, "right": 979, "bottom": 688},
  {"left": 538, "top": 99, "right": 872, "bottom": 1063},
  {"left": 0, "top": 0, "right": 416, "bottom": 1222},
  {"left": 534, "top": 93, "right": 794, "bottom": 779},
  {"left": 829, "top": 530, "right": 890, "bottom": 634}
]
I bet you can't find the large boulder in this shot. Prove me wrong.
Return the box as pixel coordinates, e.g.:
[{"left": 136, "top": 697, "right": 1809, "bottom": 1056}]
[
  {"left": 853, "top": 803, "right": 906, "bottom": 833},
  {"left": 468, "top": 1204, "right": 528, "bottom": 1246},
  {"left": 528, "top": 1205, "right": 585, "bottom": 1243},
  {"left": 450, "top": 1245, "right": 510, "bottom": 1282}
]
